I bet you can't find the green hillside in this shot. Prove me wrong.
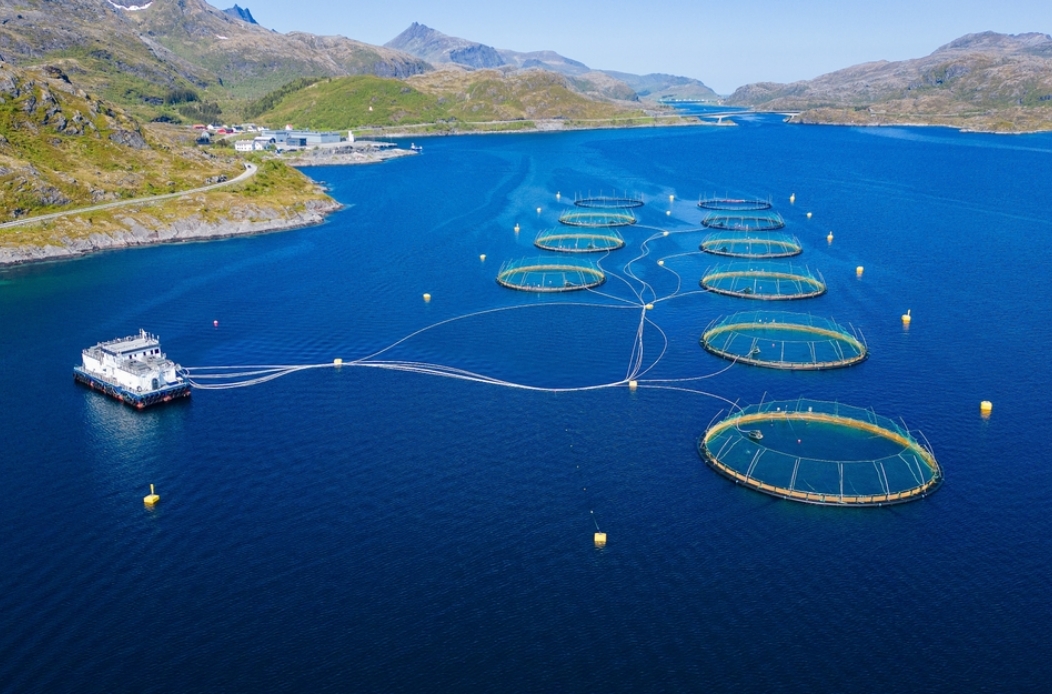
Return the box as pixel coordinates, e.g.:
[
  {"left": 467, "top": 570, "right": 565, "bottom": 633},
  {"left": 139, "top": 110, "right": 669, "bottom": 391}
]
[
  {"left": 249, "top": 75, "right": 447, "bottom": 129},
  {"left": 0, "top": 61, "right": 329, "bottom": 248},
  {"left": 250, "top": 71, "right": 650, "bottom": 131}
]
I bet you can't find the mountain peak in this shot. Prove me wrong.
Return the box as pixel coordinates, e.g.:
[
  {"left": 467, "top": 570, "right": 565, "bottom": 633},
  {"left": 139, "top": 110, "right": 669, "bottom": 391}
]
[
  {"left": 385, "top": 22, "right": 505, "bottom": 69},
  {"left": 222, "top": 5, "right": 258, "bottom": 25}
]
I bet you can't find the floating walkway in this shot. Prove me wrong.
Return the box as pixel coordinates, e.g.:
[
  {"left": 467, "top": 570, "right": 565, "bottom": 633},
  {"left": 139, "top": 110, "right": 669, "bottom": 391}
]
[
  {"left": 701, "top": 262, "right": 826, "bottom": 300},
  {"left": 701, "top": 311, "right": 867, "bottom": 370},
  {"left": 496, "top": 256, "right": 606, "bottom": 292},
  {"left": 699, "top": 399, "right": 942, "bottom": 506}
]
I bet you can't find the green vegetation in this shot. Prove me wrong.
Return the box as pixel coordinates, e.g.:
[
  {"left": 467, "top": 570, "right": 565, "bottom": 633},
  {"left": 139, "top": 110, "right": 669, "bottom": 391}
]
[
  {"left": 249, "top": 71, "right": 651, "bottom": 131},
  {"left": 0, "top": 64, "right": 240, "bottom": 222},
  {"left": 255, "top": 75, "right": 447, "bottom": 129},
  {"left": 242, "top": 77, "right": 323, "bottom": 120}
]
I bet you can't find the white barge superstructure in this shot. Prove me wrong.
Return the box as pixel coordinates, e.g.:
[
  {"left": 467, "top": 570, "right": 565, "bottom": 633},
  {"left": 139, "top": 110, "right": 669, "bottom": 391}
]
[{"left": 73, "top": 330, "right": 191, "bottom": 409}]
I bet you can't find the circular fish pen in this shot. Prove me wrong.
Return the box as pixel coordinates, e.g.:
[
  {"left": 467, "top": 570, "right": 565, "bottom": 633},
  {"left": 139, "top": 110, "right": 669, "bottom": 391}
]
[
  {"left": 702, "top": 212, "right": 786, "bottom": 231},
  {"left": 701, "top": 310, "right": 866, "bottom": 369},
  {"left": 699, "top": 399, "right": 942, "bottom": 506},
  {"left": 701, "top": 232, "right": 802, "bottom": 259},
  {"left": 559, "top": 210, "right": 637, "bottom": 228},
  {"left": 496, "top": 257, "right": 606, "bottom": 292},
  {"left": 574, "top": 195, "right": 644, "bottom": 209},
  {"left": 534, "top": 228, "right": 625, "bottom": 253},
  {"left": 698, "top": 197, "right": 772, "bottom": 211},
  {"left": 701, "top": 262, "right": 826, "bottom": 300}
]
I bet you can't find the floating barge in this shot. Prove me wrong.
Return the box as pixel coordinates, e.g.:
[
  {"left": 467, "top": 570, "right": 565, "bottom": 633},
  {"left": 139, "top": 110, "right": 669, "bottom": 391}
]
[{"left": 73, "top": 330, "right": 191, "bottom": 409}]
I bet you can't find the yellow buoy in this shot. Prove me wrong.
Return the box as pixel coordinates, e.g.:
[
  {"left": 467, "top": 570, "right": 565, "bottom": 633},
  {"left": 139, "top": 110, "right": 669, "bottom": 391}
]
[
  {"left": 333, "top": 358, "right": 343, "bottom": 366},
  {"left": 479, "top": 254, "right": 486, "bottom": 262},
  {"left": 789, "top": 193, "right": 796, "bottom": 204},
  {"left": 628, "top": 379, "right": 638, "bottom": 391},
  {"left": 144, "top": 484, "right": 160, "bottom": 507},
  {"left": 645, "top": 303, "right": 654, "bottom": 310},
  {"left": 423, "top": 293, "right": 431, "bottom": 302},
  {"left": 901, "top": 309, "right": 911, "bottom": 324},
  {"left": 594, "top": 532, "right": 607, "bottom": 548},
  {"left": 657, "top": 260, "right": 665, "bottom": 266},
  {"left": 806, "top": 212, "right": 813, "bottom": 219},
  {"left": 980, "top": 400, "right": 993, "bottom": 415},
  {"left": 827, "top": 231, "right": 834, "bottom": 243},
  {"left": 514, "top": 223, "right": 520, "bottom": 233},
  {"left": 669, "top": 194, "right": 675, "bottom": 202},
  {"left": 856, "top": 266, "right": 864, "bottom": 277}
]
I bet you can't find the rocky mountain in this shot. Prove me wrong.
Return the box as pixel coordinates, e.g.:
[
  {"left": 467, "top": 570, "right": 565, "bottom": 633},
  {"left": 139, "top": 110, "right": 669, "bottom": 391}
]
[
  {"left": 728, "top": 32, "right": 1052, "bottom": 131},
  {"left": 222, "top": 4, "right": 257, "bottom": 25},
  {"left": 386, "top": 22, "right": 718, "bottom": 102},
  {"left": 0, "top": 0, "right": 429, "bottom": 119},
  {"left": 385, "top": 22, "right": 505, "bottom": 69}
]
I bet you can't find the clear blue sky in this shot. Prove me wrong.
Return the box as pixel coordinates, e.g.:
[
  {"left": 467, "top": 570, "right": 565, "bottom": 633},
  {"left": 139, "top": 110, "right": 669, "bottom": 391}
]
[{"left": 227, "top": 0, "right": 1050, "bottom": 94}]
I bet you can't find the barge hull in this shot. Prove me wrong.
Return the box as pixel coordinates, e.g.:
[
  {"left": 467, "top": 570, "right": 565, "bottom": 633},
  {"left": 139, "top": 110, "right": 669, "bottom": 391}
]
[{"left": 74, "top": 368, "right": 191, "bottom": 410}]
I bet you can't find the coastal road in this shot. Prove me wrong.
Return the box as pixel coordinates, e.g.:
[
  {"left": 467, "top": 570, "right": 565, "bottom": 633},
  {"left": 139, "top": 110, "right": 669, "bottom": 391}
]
[{"left": 0, "top": 162, "right": 258, "bottom": 230}]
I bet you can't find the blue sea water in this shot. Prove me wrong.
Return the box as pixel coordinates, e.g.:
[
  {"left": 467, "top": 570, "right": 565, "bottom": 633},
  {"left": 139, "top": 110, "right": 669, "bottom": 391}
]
[{"left": 2, "top": 113, "right": 1052, "bottom": 692}]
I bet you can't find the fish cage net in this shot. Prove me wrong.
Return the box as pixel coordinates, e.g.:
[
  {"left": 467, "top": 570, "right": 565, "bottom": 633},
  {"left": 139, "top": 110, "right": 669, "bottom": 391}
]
[
  {"left": 701, "top": 232, "right": 802, "bottom": 259},
  {"left": 698, "top": 197, "right": 772, "bottom": 211},
  {"left": 698, "top": 399, "right": 942, "bottom": 506},
  {"left": 701, "top": 262, "right": 826, "bottom": 300},
  {"left": 559, "top": 210, "right": 637, "bottom": 227},
  {"left": 534, "top": 228, "right": 625, "bottom": 253},
  {"left": 701, "top": 310, "right": 867, "bottom": 369},
  {"left": 574, "top": 195, "right": 645, "bottom": 209},
  {"left": 496, "top": 256, "right": 606, "bottom": 292},
  {"left": 702, "top": 212, "right": 786, "bottom": 231}
]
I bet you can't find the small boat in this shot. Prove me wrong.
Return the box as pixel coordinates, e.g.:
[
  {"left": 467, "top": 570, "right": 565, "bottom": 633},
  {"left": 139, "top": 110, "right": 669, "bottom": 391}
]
[
  {"left": 746, "top": 430, "right": 764, "bottom": 441},
  {"left": 410, "top": 143, "right": 422, "bottom": 152}
]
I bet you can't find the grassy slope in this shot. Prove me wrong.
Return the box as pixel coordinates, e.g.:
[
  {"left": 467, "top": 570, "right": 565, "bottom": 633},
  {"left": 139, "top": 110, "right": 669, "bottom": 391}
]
[
  {"left": 0, "top": 65, "right": 331, "bottom": 251},
  {"left": 252, "top": 71, "right": 652, "bottom": 131},
  {"left": 2, "top": 153, "right": 332, "bottom": 250}
]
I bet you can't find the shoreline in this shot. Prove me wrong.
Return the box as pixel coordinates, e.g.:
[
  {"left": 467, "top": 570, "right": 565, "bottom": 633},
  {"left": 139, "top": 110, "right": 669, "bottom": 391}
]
[
  {"left": 0, "top": 119, "right": 730, "bottom": 268},
  {"left": 351, "top": 115, "right": 731, "bottom": 139},
  {"left": 0, "top": 198, "right": 343, "bottom": 267},
  {"left": 776, "top": 110, "right": 1052, "bottom": 135}
]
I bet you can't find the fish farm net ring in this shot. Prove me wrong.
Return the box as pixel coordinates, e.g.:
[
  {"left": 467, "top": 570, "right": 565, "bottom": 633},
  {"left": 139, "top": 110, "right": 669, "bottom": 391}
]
[
  {"left": 496, "top": 257, "right": 606, "bottom": 292},
  {"left": 701, "top": 232, "right": 802, "bottom": 259},
  {"left": 559, "top": 210, "right": 637, "bottom": 227},
  {"left": 534, "top": 228, "right": 625, "bottom": 253},
  {"left": 701, "top": 310, "right": 867, "bottom": 369},
  {"left": 574, "top": 196, "right": 644, "bottom": 209},
  {"left": 699, "top": 399, "right": 942, "bottom": 506},
  {"left": 701, "top": 262, "right": 826, "bottom": 300},
  {"left": 698, "top": 197, "right": 772, "bottom": 211},
  {"left": 702, "top": 212, "right": 786, "bottom": 231}
]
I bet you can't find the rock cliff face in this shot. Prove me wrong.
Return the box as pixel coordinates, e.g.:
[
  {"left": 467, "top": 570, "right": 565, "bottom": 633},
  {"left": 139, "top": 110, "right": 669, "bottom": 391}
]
[{"left": 727, "top": 32, "right": 1052, "bottom": 131}]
